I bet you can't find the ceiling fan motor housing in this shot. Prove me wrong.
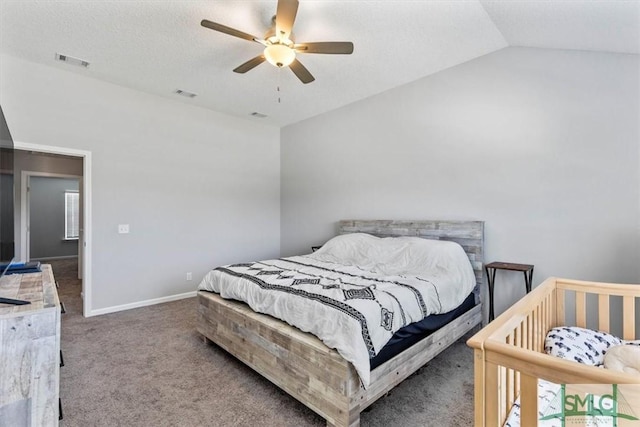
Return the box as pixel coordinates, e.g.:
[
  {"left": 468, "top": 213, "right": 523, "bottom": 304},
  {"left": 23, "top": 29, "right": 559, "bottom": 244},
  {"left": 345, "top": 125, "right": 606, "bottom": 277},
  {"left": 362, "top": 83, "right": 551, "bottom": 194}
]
[{"left": 263, "top": 18, "right": 296, "bottom": 68}]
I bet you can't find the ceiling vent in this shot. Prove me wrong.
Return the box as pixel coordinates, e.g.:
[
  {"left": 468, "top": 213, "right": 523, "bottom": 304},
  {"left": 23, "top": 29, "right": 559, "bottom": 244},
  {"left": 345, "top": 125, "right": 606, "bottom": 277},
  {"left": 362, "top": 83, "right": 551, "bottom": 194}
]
[
  {"left": 55, "top": 53, "right": 89, "bottom": 67},
  {"left": 250, "top": 112, "right": 267, "bottom": 118},
  {"left": 174, "top": 89, "right": 197, "bottom": 98}
]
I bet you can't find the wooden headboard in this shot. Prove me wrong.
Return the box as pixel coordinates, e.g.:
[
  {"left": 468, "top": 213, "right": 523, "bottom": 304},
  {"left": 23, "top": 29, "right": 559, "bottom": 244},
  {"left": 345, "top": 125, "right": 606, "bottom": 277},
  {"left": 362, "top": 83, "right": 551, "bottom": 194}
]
[{"left": 338, "top": 219, "right": 485, "bottom": 305}]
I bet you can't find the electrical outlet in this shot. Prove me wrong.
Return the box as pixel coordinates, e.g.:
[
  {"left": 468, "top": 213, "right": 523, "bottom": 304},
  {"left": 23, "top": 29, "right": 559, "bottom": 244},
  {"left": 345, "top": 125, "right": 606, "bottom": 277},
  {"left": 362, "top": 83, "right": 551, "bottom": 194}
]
[
  {"left": 118, "top": 224, "right": 130, "bottom": 234},
  {"left": 186, "top": 272, "right": 192, "bottom": 281}
]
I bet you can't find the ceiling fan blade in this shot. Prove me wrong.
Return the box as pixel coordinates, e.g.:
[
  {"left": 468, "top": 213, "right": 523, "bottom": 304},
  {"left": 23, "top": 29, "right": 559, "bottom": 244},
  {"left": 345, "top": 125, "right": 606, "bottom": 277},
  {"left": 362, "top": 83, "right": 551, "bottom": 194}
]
[
  {"left": 233, "top": 55, "right": 266, "bottom": 74},
  {"left": 294, "top": 42, "right": 354, "bottom": 54},
  {"left": 275, "top": 0, "right": 299, "bottom": 40},
  {"left": 201, "top": 19, "right": 261, "bottom": 43},
  {"left": 289, "top": 59, "right": 315, "bottom": 84}
]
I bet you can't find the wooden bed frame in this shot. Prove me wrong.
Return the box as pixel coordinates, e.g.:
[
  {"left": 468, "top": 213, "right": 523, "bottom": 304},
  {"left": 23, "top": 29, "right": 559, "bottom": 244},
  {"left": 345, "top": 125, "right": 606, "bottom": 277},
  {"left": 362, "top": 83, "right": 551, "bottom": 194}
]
[
  {"left": 197, "top": 220, "right": 484, "bottom": 427},
  {"left": 468, "top": 277, "right": 640, "bottom": 427}
]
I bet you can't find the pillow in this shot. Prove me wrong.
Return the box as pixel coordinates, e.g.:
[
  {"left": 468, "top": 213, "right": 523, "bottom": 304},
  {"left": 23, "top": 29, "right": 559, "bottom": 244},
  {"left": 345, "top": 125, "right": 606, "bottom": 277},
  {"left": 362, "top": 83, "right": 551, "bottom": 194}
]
[
  {"left": 309, "top": 232, "right": 474, "bottom": 278},
  {"left": 604, "top": 344, "right": 640, "bottom": 375},
  {"left": 308, "top": 233, "right": 477, "bottom": 310},
  {"left": 544, "top": 326, "right": 622, "bottom": 366}
]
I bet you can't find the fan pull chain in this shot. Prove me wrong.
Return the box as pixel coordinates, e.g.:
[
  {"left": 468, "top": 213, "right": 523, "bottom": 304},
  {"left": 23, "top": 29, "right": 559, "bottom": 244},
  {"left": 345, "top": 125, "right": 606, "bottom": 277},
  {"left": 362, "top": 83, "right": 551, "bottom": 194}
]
[{"left": 277, "top": 67, "right": 282, "bottom": 104}]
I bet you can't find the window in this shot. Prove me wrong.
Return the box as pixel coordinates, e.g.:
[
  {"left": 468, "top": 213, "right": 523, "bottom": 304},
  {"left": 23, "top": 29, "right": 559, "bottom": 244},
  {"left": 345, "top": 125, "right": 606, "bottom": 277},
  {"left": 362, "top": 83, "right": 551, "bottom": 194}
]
[{"left": 64, "top": 191, "right": 79, "bottom": 240}]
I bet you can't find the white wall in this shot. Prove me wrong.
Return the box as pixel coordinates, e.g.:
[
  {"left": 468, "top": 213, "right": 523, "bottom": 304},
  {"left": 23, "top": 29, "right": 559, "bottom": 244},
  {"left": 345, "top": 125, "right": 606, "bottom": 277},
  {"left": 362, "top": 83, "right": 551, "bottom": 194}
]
[
  {"left": 1, "top": 54, "right": 281, "bottom": 313},
  {"left": 2, "top": 46, "right": 638, "bottom": 320},
  {"left": 281, "top": 47, "right": 640, "bottom": 317}
]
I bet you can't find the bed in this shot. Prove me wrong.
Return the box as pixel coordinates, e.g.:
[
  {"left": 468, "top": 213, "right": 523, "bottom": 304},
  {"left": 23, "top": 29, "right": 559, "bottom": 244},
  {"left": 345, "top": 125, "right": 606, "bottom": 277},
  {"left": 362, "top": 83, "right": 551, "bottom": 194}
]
[
  {"left": 197, "top": 219, "right": 484, "bottom": 427},
  {"left": 467, "top": 277, "right": 640, "bottom": 427}
]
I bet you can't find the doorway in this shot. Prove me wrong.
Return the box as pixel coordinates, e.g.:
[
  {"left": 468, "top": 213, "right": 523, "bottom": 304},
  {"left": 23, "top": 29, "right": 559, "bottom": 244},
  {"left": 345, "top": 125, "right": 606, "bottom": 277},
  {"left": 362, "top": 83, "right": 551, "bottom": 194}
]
[
  {"left": 14, "top": 142, "right": 92, "bottom": 317},
  {"left": 24, "top": 173, "right": 82, "bottom": 262}
]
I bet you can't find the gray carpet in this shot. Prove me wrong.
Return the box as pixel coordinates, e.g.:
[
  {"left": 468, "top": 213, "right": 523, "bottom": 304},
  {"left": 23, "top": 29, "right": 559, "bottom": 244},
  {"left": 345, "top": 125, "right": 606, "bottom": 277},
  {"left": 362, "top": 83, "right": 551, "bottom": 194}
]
[{"left": 50, "top": 259, "right": 475, "bottom": 427}]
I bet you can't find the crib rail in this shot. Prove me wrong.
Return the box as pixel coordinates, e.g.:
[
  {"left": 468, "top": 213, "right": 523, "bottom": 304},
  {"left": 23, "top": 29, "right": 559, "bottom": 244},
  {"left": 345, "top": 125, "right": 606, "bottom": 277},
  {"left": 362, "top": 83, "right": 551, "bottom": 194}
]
[
  {"left": 467, "top": 277, "right": 640, "bottom": 427},
  {"left": 554, "top": 278, "right": 638, "bottom": 340}
]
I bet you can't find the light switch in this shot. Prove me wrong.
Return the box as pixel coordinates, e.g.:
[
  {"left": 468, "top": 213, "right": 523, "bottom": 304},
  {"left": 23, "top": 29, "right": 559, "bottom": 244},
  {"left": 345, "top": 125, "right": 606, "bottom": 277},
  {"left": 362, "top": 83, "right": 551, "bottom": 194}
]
[{"left": 118, "top": 224, "right": 130, "bottom": 234}]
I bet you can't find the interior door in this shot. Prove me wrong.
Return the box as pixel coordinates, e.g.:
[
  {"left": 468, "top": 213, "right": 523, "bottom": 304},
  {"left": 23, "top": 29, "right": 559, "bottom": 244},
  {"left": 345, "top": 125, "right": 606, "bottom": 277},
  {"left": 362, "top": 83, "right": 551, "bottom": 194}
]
[{"left": 25, "top": 175, "right": 31, "bottom": 261}]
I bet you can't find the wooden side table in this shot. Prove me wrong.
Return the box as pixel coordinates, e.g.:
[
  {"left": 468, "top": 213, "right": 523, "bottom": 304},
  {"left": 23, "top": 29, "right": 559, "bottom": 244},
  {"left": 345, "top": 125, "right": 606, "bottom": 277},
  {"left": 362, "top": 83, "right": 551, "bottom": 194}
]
[{"left": 485, "top": 261, "right": 534, "bottom": 321}]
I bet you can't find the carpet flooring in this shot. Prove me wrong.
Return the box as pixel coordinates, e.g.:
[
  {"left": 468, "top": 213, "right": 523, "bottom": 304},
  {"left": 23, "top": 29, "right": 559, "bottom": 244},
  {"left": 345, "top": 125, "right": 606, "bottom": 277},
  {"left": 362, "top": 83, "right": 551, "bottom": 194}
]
[{"left": 50, "top": 258, "right": 476, "bottom": 426}]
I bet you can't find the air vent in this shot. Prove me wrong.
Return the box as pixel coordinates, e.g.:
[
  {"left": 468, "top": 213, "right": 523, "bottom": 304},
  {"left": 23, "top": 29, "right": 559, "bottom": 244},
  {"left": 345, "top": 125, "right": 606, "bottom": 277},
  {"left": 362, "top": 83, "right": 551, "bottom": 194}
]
[
  {"left": 55, "top": 53, "right": 90, "bottom": 68},
  {"left": 250, "top": 112, "right": 267, "bottom": 118},
  {"left": 174, "top": 89, "right": 197, "bottom": 98}
]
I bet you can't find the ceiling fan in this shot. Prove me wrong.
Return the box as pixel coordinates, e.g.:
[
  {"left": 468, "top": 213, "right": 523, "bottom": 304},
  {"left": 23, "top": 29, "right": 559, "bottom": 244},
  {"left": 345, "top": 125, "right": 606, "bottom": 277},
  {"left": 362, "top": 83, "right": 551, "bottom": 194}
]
[{"left": 201, "top": 0, "right": 354, "bottom": 84}]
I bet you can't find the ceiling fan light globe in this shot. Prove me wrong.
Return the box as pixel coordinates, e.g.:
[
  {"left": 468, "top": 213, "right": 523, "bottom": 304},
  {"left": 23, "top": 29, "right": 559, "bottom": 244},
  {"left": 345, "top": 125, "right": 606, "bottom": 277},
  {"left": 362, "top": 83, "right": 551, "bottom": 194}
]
[{"left": 264, "top": 44, "right": 295, "bottom": 68}]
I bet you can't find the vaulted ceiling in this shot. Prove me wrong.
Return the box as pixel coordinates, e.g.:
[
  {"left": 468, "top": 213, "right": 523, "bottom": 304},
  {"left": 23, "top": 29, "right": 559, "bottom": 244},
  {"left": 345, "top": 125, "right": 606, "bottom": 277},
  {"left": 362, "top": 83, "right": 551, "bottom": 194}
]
[{"left": 1, "top": 1, "right": 638, "bottom": 127}]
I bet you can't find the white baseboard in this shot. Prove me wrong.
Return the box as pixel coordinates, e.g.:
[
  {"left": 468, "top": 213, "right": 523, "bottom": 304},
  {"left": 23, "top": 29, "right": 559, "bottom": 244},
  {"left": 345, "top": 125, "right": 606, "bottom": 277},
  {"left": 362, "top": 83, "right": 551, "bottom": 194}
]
[{"left": 88, "top": 290, "right": 197, "bottom": 317}]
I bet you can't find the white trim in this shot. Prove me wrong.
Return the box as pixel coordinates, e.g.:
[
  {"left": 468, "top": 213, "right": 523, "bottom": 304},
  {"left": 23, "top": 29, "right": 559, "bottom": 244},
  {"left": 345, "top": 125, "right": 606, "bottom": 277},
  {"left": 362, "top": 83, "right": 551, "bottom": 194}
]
[
  {"left": 14, "top": 141, "right": 93, "bottom": 317},
  {"left": 90, "top": 291, "right": 197, "bottom": 317}
]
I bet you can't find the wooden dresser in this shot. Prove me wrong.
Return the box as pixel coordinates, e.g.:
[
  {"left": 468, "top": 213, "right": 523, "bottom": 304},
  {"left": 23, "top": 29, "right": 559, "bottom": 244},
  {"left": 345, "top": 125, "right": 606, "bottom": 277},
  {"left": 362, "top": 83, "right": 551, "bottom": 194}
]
[{"left": 0, "top": 265, "right": 60, "bottom": 426}]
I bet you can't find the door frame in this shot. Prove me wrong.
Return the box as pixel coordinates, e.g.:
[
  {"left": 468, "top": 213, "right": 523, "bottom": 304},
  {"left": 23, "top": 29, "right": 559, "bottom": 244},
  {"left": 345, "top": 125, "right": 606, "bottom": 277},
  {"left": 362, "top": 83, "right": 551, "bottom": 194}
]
[
  {"left": 21, "top": 171, "right": 82, "bottom": 261},
  {"left": 14, "top": 141, "right": 92, "bottom": 317}
]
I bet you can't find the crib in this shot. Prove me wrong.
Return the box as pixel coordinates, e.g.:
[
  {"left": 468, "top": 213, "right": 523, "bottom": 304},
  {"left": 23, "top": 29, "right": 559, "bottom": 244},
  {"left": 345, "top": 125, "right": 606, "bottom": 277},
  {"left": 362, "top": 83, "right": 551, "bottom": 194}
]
[{"left": 467, "top": 277, "right": 640, "bottom": 426}]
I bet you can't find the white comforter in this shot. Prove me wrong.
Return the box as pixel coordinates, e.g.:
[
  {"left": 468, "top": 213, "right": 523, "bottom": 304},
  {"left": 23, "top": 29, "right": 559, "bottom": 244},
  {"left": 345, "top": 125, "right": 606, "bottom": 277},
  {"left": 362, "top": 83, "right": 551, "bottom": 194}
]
[{"left": 198, "top": 233, "right": 475, "bottom": 387}]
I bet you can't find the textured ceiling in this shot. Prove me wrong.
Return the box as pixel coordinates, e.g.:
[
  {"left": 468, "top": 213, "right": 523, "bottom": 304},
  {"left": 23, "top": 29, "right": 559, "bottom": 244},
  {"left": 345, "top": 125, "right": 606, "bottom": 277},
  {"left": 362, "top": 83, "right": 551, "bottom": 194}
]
[{"left": 0, "top": 1, "right": 638, "bottom": 127}]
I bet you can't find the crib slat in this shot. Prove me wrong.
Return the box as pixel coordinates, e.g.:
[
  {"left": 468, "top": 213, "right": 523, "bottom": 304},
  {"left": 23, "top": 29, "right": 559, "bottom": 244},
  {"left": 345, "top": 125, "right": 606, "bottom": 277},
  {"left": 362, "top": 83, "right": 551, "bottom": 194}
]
[
  {"left": 538, "top": 298, "right": 547, "bottom": 342},
  {"left": 506, "top": 330, "right": 515, "bottom": 409},
  {"left": 513, "top": 326, "right": 520, "bottom": 404},
  {"left": 473, "top": 350, "right": 486, "bottom": 427},
  {"left": 537, "top": 304, "right": 544, "bottom": 352},
  {"left": 505, "top": 333, "right": 512, "bottom": 412},
  {"left": 623, "top": 296, "right": 636, "bottom": 340},
  {"left": 506, "top": 367, "right": 514, "bottom": 413},
  {"left": 544, "top": 295, "right": 550, "bottom": 345},
  {"left": 535, "top": 305, "right": 541, "bottom": 352},
  {"left": 545, "top": 293, "right": 552, "bottom": 333},
  {"left": 524, "top": 315, "right": 530, "bottom": 350},
  {"left": 576, "top": 291, "right": 586, "bottom": 327},
  {"left": 500, "top": 365, "right": 507, "bottom": 422},
  {"left": 556, "top": 287, "right": 565, "bottom": 327},
  {"left": 532, "top": 307, "right": 538, "bottom": 353},
  {"left": 598, "top": 294, "right": 610, "bottom": 333},
  {"left": 538, "top": 304, "right": 544, "bottom": 352},
  {"left": 520, "top": 374, "right": 538, "bottom": 426},
  {"left": 485, "top": 361, "right": 499, "bottom": 427}
]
